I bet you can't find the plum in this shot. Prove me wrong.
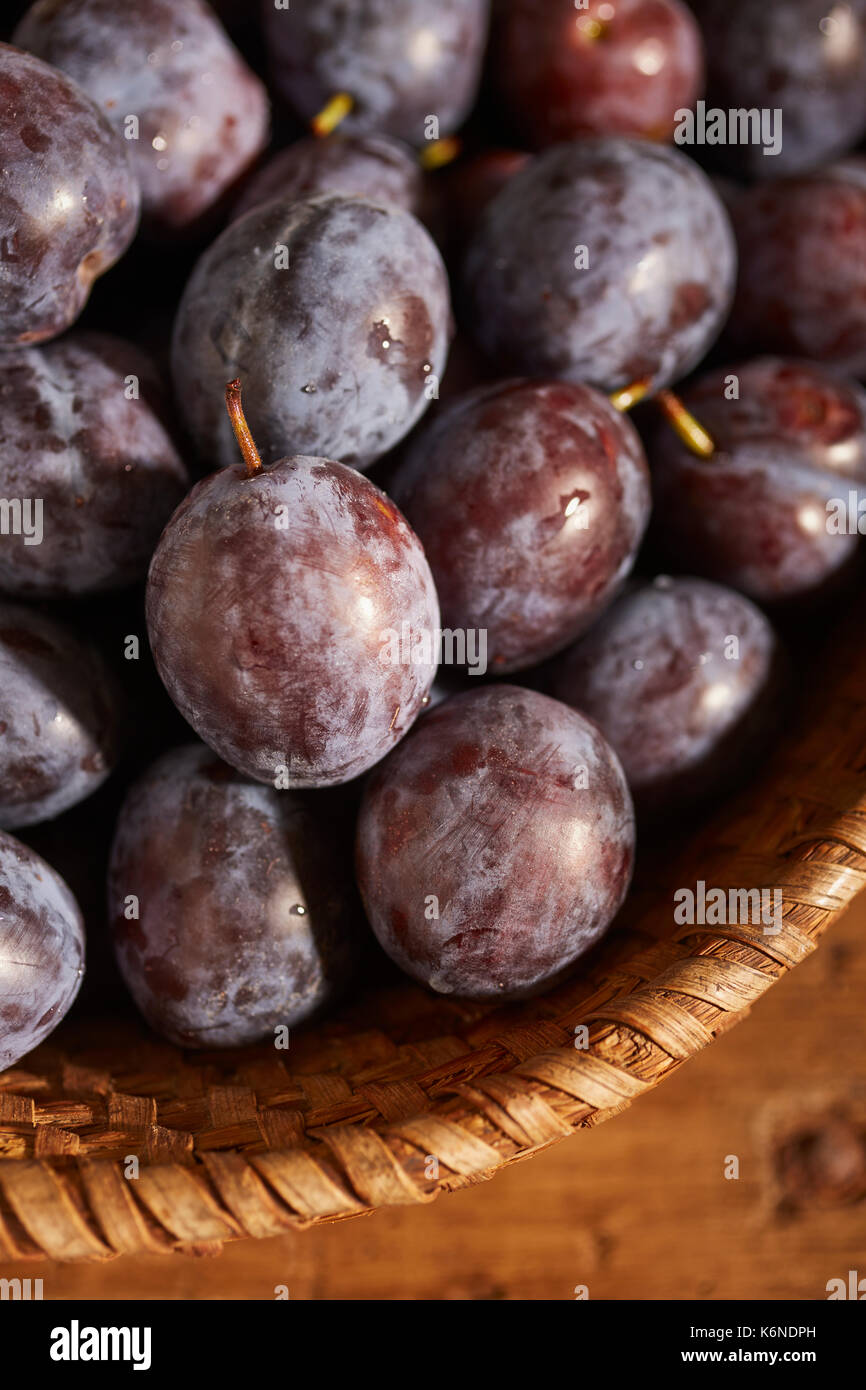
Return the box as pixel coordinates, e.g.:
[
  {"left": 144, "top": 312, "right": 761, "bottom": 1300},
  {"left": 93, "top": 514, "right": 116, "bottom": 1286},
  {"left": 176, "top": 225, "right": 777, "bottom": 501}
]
[
  {"left": 0, "top": 43, "right": 139, "bottom": 345},
  {"left": 0, "top": 333, "right": 189, "bottom": 597},
  {"left": 0, "top": 601, "right": 119, "bottom": 828},
  {"left": 146, "top": 382, "right": 440, "bottom": 786},
  {"left": 648, "top": 358, "right": 866, "bottom": 604},
  {"left": 391, "top": 379, "right": 651, "bottom": 672},
  {"left": 14, "top": 0, "right": 269, "bottom": 234},
  {"left": 172, "top": 193, "right": 452, "bottom": 472},
  {"left": 462, "top": 137, "right": 736, "bottom": 393},
  {"left": 0, "top": 828, "right": 85, "bottom": 1070},
  {"left": 550, "top": 576, "right": 785, "bottom": 816},
  {"left": 356, "top": 684, "right": 634, "bottom": 1000},
  {"left": 109, "top": 743, "right": 359, "bottom": 1048},
  {"left": 261, "top": 0, "right": 491, "bottom": 145}
]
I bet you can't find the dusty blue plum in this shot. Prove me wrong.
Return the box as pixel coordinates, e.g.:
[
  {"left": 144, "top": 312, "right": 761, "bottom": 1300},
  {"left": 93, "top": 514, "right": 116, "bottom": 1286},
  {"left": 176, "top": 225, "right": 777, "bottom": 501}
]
[
  {"left": 261, "top": 0, "right": 491, "bottom": 144},
  {"left": 14, "top": 0, "right": 269, "bottom": 233},
  {"left": 172, "top": 194, "right": 452, "bottom": 472},
  {"left": 462, "top": 137, "right": 736, "bottom": 393},
  {"left": 692, "top": 0, "right": 866, "bottom": 177},
  {"left": 109, "top": 744, "right": 360, "bottom": 1048}
]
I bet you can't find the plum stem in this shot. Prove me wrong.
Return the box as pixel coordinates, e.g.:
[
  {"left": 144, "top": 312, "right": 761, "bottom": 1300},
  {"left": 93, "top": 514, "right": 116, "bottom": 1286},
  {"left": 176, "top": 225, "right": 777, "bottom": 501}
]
[
  {"left": 656, "top": 389, "right": 716, "bottom": 458},
  {"left": 609, "top": 378, "right": 652, "bottom": 412},
  {"left": 311, "top": 92, "right": 354, "bottom": 137},
  {"left": 419, "top": 137, "right": 462, "bottom": 171},
  {"left": 225, "top": 379, "right": 263, "bottom": 478},
  {"left": 610, "top": 381, "right": 715, "bottom": 458}
]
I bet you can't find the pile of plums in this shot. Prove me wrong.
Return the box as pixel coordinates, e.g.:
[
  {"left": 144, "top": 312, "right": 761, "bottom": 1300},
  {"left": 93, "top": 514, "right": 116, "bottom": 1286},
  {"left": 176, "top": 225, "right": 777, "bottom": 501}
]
[{"left": 1, "top": 0, "right": 864, "bottom": 1069}]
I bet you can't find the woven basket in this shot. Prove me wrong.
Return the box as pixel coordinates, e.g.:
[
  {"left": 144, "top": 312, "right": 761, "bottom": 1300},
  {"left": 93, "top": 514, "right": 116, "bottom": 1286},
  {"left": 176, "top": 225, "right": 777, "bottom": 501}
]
[{"left": 1, "top": 598, "right": 865, "bottom": 1263}]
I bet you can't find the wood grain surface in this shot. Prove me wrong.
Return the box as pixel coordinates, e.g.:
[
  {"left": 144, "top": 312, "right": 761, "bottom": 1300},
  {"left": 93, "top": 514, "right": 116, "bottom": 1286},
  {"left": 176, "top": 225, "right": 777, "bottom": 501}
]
[{"left": 2, "top": 884, "right": 864, "bottom": 1301}]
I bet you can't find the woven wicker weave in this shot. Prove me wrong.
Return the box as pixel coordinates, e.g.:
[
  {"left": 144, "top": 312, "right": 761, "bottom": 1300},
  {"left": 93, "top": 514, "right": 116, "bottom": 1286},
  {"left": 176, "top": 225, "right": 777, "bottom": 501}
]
[{"left": 1, "top": 599, "right": 865, "bottom": 1262}]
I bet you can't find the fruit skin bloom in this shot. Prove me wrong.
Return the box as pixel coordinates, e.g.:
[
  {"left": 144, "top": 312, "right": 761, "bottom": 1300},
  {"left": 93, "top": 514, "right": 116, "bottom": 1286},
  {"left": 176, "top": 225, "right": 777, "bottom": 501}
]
[
  {"left": 109, "top": 744, "right": 360, "bottom": 1049},
  {"left": 171, "top": 194, "right": 452, "bottom": 473},
  {"left": 0, "top": 830, "right": 84, "bottom": 1073},
  {"left": 463, "top": 137, "right": 736, "bottom": 394},
  {"left": 261, "top": 0, "right": 491, "bottom": 145},
  {"left": 392, "top": 379, "right": 651, "bottom": 674},
  {"left": 356, "top": 685, "right": 635, "bottom": 1001},
  {"left": 146, "top": 454, "right": 440, "bottom": 788},
  {"left": 14, "top": 0, "right": 269, "bottom": 233}
]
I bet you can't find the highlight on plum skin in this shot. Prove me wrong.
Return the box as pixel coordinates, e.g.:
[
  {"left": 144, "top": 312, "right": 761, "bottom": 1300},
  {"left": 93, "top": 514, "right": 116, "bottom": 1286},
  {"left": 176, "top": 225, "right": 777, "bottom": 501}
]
[
  {"left": 390, "top": 379, "right": 652, "bottom": 674},
  {"left": 356, "top": 684, "right": 635, "bottom": 1002},
  {"left": 549, "top": 576, "right": 787, "bottom": 818},
  {"left": 0, "top": 828, "right": 85, "bottom": 1072},
  {"left": 108, "top": 744, "right": 361, "bottom": 1049},
  {"left": 0, "top": 602, "right": 120, "bottom": 830}
]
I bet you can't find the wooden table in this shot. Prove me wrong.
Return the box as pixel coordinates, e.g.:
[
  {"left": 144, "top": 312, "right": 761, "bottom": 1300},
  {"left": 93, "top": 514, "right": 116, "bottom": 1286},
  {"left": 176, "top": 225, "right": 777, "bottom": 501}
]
[{"left": 3, "top": 886, "right": 864, "bottom": 1301}]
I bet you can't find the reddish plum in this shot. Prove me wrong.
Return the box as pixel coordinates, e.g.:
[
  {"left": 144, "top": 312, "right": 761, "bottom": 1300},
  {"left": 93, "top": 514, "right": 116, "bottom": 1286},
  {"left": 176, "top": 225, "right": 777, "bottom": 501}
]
[
  {"left": 0, "top": 43, "right": 139, "bottom": 345},
  {"left": 146, "top": 383, "right": 440, "bottom": 787},
  {"left": 14, "top": 0, "right": 269, "bottom": 234},
  {"left": 0, "top": 334, "right": 189, "bottom": 597},
  {"left": 109, "top": 744, "right": 359, "bottom": 1048},
  {"left": 0, "top": 602, "right": 119, "bottom": 828},
  {"left": 172, "top": 194, "right": 451, "bottom": 472},
  {"left": 261, "top": 0, "right": 491, "bottom": 145},
  {"left": 462, "top": 138, "right": 736, "bottom": 393},
  {"left": 648, "top": 359, "right": 866, "bottom": 604},
  {"left": 496, "top": 0, "right": 704, "bottom": 146},
  {"left": 0, "top": 828, "right": 85, "bottom": 1070},
  {"left": 356, "top": 685, "right": 634, "bottom": 1000},
  {"left": 391, "top": 380, "right": 651, "bottom": 672},
  {"left": 728, "top": 164, "right": 866, "bottom": 377},
  {"left": 550, "top": 577, "right": 785, "bottom": 816}
]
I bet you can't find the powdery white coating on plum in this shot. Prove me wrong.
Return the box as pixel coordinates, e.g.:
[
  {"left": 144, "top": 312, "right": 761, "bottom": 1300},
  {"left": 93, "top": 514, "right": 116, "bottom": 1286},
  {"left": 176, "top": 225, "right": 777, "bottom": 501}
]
[
  {"left": 551, "top": 577, "right": 782, "bottom": 815},
  {"left": 0, "top": 829, "right": 84, "bottom": 1071},
  {"left": 108, "top": 744, "right": 359, "bottom": 1048},
  {"left": 649, "top": 358, "right": 866, "bottom": 603},
  {"left": 497, "top": 0, "right": 704, "bottom": 146},
  {"left": 0, "top": 601, "right": 119, "bottom": 828},
  {"left": 0, "top": 43, "right": 139, "bottom": 346},
  {"left": 0, "top": 334, "right": 189, "bottom": 597},
  {"left": 392, "top": 379, "right": 651, "bottom": 672},
  {"left": 729, "top": 166, "right": 866, "bottom": 377},
  {"left": 233, "top": 133, "right": 425, "bottom": 223},
  {"left": 172, "top": 194, "right": 452, "bottom": 473},
  {"left": 146, "top": 456, "right": 440, "bottom": 787},
  {"left": 262, "top": 0, "right": 491, "bottom": 144},
  {"left": 14, "top": 0, "right": 269, "bottom": 233},
  {"left": 463, "top": 137, "right": 736, "bottom": 393},
  {"left": 696, "top": 0, "right": 866, "bottom": 177},
  {"left": 356, "top": 684, "right": 635, "bottom": 1001}
]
